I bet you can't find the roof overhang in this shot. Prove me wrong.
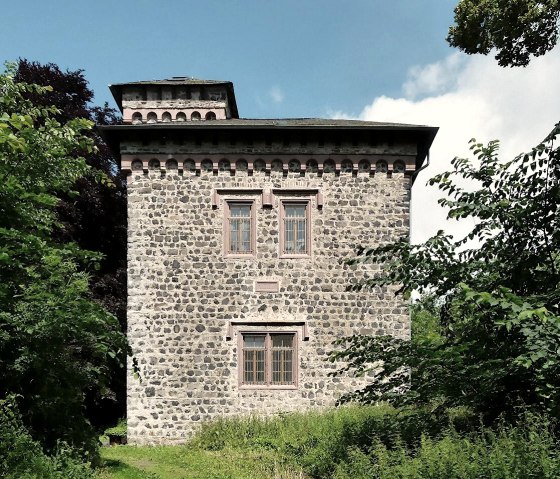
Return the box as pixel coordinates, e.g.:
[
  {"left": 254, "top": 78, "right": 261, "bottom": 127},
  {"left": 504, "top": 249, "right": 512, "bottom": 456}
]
[{"left": 97, "top": 122, "right": 438, "bottom": 174}]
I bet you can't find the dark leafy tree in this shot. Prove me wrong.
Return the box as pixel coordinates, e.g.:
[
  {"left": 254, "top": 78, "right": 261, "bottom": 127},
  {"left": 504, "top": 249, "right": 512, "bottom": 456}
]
[
  {"left": 0, "top": 64, "right": 129, "bottom": 457},
  {"left": 448, "top": 0, "right": 560, "bottom": 67},
  {"left": 14, "top": 59, "right": 126, "bottom": 325},
  {"left": 330, "top": 126, "right": 560, "bottom": 420},
  {"left": 14, "top": 60, "right": 127, "bottom": 426}
]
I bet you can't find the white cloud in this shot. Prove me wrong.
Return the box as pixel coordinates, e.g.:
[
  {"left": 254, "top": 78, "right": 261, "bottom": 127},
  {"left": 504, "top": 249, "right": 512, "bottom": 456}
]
[
  {"left": 403, "top": 53, "right": 464, "bottom": 99},
  {"left": 269, "top": 86, "right": 284, "bottom": 104},
  {"left": 345, "top": 48, "right": 560, "bottom": 243}
]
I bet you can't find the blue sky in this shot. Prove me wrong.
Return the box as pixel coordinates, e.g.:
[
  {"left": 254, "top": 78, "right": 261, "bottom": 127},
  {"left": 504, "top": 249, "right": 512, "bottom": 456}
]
[
  {"left": 3, "top": 0, "right": 456, "bottom": 117},
  {"left": 3, "top": 1, "right": 560, "bottom": 240}
]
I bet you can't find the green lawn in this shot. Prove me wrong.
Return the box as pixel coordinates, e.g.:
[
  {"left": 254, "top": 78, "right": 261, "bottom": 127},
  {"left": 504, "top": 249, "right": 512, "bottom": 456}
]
[{"left": 95, "top": 444, "right": 305, "bottom": 479}]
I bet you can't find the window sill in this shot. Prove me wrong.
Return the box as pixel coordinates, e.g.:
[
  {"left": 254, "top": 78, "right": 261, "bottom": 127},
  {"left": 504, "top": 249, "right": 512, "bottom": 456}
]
[
  {"left": 279, "top": 253, "right": 312, "bottom": 259},
  {"left": 239, "top": 385, "right": 298, "bottom": 391},
  {"left": 224, "top": 253, "right": 256, "bottom": 259}
]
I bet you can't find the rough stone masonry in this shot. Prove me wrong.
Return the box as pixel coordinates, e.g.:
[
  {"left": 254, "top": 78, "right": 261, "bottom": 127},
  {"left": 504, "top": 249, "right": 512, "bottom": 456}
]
[{"left": 99, "top": 78, "right": 437, "bottom": 445}]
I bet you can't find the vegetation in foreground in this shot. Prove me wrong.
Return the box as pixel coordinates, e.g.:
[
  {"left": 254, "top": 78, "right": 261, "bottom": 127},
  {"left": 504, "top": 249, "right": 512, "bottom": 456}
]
[
  {"left": 0, "top": 64, "right": 129, "bottom": 460},
  {"left": 333, "top": 121, "right": 560, "bottom": 421},
  {"left": 0, "top": 397, "right": 93, "bottom": 479},
  {"left": 95, "top": 405, "right": 560, "bottom": 479}
]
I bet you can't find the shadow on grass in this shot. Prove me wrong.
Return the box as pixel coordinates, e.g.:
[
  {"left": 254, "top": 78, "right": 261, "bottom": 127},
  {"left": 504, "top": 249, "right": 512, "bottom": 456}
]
[{"left": 97, "top": 458, "right": 160, "bottom": 479}]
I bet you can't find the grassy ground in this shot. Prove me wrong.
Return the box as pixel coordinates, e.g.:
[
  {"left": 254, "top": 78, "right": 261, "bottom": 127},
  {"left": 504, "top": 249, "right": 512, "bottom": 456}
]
[
  {"left": 95, "top": 443, "right": 305, "bottom": 479},
  {"left": 93, "top": 404, "right": 450, "bottom": 479},
  {"left": 95, "top": 405, "right": 560, "bottom": 479}
]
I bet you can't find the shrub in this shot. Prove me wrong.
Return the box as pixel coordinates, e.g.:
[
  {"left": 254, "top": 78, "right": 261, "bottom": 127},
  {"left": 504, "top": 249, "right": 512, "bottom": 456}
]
[
  {"left": 0, "top": 397, "right": 92, "bottom": 479},
  {"left": 194, "top": 404, "right": 476, "bottom": 478},
  {"left": 194, "top": 405, "right": 560, "bottom": 479},
  {"left": 332, "top": 416, "right": 560, "bottom": 479},
  {"left": 104, "top": 418, "right": 127, "bottom": 445}
]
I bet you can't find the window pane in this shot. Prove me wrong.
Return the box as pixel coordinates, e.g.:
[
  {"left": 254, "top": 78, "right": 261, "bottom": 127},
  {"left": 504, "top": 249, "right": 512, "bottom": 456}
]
[
  {"left": 284, "top": 219, "right": 306, "bottom": 253},
  {"left": 243, "top": 335, "right": 266, "bottom": 385},
  {"left": 272, "top": 334, "right": 293, "bottom": 348},
  {"left": 272, "top": 349, "right": 293, "bottom": 385},
  {"left": 229, "top": 204, "right": 252, "bottom": 253},
  {"left": 272, "top": 334, "right": 294, "bottom": 385},
  {"left": 244, "top": 335, "right": 265, "bottom": 348},
  {"left": 285, "top": 205, "right": 306, "bottom": 218},
  {"left": 244, "top": 349, "right": 265, "bottom": 384},
  {"left": 283, "top": 204, "right": 307, "bottom": 254},
  {"left": 230, "top": 204, "right": 251, "bottom": 218}
]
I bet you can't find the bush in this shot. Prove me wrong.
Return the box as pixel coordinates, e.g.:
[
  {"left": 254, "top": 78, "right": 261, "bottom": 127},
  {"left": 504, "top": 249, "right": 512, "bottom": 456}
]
[
  {"left": 0, "top": 397, "right": 92, "bottom": 479},
  {"left": 194, "top": 404, "right": 476, "bottom": 478},
  {"left": 194, "top": 405, "right": 560, "bottom": 479},
  {"left": 104, "top": 418, "right": 126, "bottom": 438},
  {"left": 103, "top": 418, "right": 127, "bottom": 445},
  {"left": 333, "top": 417, "right": 560, "bottom": 479}
]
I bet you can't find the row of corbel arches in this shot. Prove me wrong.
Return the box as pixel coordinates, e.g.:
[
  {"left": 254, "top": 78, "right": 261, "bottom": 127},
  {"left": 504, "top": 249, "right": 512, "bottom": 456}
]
[
  {"left": 129, "top": 157, "right": 408, "bottom": 175},
  {"left": 131, "top": 110, "right": 217, "bottom": 124}
]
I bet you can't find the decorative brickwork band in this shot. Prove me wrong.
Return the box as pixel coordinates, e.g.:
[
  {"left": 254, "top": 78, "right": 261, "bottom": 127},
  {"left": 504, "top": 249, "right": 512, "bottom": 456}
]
[{"left": 122, "top": 154, "right": 415, "bottom": 177}]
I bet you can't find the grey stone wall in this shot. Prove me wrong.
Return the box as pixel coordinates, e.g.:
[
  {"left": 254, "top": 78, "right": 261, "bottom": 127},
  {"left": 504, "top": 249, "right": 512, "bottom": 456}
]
[{"left": 126, "top": 144, "right": 412, "bottom": 445}]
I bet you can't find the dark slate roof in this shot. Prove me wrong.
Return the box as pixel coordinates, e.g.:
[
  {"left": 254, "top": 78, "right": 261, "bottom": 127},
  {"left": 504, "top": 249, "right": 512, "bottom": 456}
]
[
  {"left": 196, "top": 118, "right": 432, "bottom": 128},
  {"left": 109, "top": 77, "right": 232, "bottom": 86},
  {"left": 103, "top": 118, "right": 434, "bottom": 129}
]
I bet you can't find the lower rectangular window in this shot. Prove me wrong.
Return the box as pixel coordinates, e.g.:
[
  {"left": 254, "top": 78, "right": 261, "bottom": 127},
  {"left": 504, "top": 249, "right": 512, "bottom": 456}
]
[{"left": 241, "top": 333, "right": 296, "bottom": 387}]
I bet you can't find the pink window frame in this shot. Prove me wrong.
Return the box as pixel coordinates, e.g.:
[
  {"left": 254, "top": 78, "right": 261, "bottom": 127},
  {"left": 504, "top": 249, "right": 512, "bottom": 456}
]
[
  {"left": 238, "top": 331, "right": 298, "bottom": 390},
  {"left": 279, "top": 199, "right": 311, "bottom": 258},
  {"left": 223, "top": 199, "right": 256, "bottom": 257}
]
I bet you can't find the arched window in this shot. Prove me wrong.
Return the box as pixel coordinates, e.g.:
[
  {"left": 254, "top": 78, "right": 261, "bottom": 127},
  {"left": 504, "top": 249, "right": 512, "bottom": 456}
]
[
  {"left": 393, "top": 161, "right": 405, "bottom": 173},
  {"left": 288, "top": 159, "right": 301, "bottom": 173},
  {"left": 218, "top": 159, "right": 231, "bottom": 172},
  {"left": 201, "top": 159, "right": 213, "bottom": 171},
  {"left": 236, "top": 159, "right": 248, "bottom": 172},
  {"left": 176, "top": 112, "right": 187, "bottom": 122},
  {"left": 162, "top": 111, "right": 172, "bottom": 122},
  {"left": 341, "top": 160, "right": 353, "bottom": 173},
  {"left": 358, "top": 159, "right": 371, "bottom": 173},
  {"left": 323, "top": 159, "right": 335, "bottom": 173},
  {"left": 205, "top": 111, "right": 216, "bottom": 120},
  {"left": 376, "top": 160, "right": 388, "bottom": 173},
  {"left": 131, "top": 112, "right": 142, "bottom": 124},
  {"left": 148, "top": 159, "right": 160, "bottom": 170},
  {"left": 147, "top": 112, "right": 157, "bottom": 123},
  {"left": 253, "top": 159, "right": 266, "bottom": 173},
  {"left": 191, "top": 111, "right": 201, "bottom": 121},
  {"left": 271, "top": 159, "right": 283, "bottom": 173},
  {"left": 184, "top": 159, "right": 196, "bottom": 172},
  {"left": 131, "top": 159, "right": 143, "bottom": 170},
  {"left": 306, "top": 159, "right": 318, "bottom": 173},
  {"left": 166, "top": 159, "right": 178, "bottom": 170}
]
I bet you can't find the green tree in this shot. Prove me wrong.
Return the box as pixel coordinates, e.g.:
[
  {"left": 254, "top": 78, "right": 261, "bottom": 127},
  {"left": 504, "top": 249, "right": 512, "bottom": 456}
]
[
  {"left": 0, "top": 64, "right": 128, "bottom": 457},
  {"left": 330, "top": 127, "right": 560, "bottom": 419},
  {"left": 14, "top": 59, "right": 128, "bottom": 429},
  {"left": 448, "top": 0, "right": 560, "bottom": 66}
]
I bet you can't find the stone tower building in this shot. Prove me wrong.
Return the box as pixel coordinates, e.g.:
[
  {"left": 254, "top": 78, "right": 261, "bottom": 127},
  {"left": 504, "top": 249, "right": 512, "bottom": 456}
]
[{"left": 100, "top": 77, "right": 437, "bottom": 445}]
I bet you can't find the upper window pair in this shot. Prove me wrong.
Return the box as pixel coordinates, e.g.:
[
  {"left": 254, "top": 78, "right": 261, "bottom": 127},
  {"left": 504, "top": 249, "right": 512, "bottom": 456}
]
[{"left": 224, "top": 200, "right": 310, "bottom": 257}]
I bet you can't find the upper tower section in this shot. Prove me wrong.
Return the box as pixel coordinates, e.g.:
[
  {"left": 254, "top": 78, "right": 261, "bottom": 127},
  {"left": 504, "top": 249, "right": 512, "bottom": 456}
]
[{"left": 109, "top": 77, "right": 239, "bottom": 124}]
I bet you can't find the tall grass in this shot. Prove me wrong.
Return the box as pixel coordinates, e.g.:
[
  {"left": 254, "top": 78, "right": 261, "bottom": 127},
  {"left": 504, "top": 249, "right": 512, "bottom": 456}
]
[
  {"left": 333, "top": 418, "right": 560, "bottom": 478},
  {"left": 193, "top": 404, "right": 476, "bottom": 478},
  {"left": 98, "top": 405, "right": 560, "bottom": 478}
]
